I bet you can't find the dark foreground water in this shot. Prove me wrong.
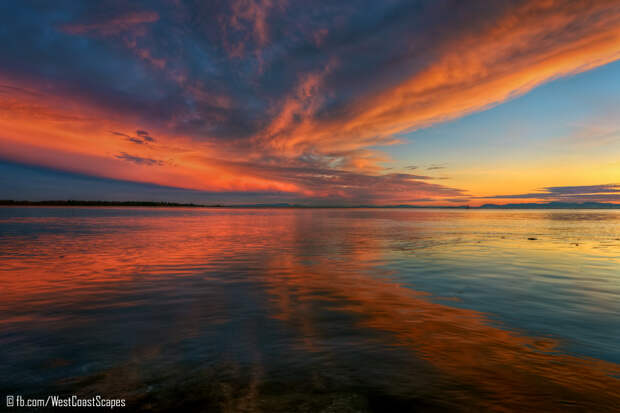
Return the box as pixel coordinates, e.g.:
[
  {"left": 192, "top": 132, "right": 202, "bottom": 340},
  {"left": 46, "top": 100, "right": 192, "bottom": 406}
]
[{"left": 1, "top": 207, "right": 619, "bottom": 412}]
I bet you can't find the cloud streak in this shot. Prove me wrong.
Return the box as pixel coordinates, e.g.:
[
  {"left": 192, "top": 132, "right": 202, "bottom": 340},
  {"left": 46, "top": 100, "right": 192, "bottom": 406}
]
[
  {"left": 479, "top": 184, "right": 620, "bottom": 203},
  {"left": 61, "top": 11, "right": 159, "bottom": 36}
]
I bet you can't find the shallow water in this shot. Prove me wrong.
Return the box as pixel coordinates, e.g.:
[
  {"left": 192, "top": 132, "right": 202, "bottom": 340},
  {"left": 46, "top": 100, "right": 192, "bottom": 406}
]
[{"left": 1, "top": 207, "right": 619, "bottom": 411}]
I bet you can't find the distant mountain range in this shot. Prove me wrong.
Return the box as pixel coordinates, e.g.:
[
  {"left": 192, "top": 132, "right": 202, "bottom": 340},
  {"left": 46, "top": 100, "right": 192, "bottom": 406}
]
[
  {"left": 477, "top": 201, "right": 620, "bottom": 209},
  {"left": 1, "top": 200, "right": 619, "bottom": 209}
]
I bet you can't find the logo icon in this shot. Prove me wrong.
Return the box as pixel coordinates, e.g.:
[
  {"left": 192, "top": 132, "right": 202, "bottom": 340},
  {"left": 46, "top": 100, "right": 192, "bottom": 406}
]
[{"left": 6, "top": 395, "right": 14, "bottom": 407}]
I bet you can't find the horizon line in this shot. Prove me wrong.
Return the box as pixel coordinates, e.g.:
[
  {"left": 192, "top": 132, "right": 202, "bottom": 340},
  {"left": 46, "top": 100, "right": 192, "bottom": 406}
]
[{"left": 1, "top": 200, "right": 619, "bottom": 209}]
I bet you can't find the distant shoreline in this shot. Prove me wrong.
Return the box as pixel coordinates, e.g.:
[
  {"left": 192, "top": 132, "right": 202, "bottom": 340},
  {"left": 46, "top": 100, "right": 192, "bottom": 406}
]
[{"left": 1, "top": 200, "right": 619, "bottom": 209}]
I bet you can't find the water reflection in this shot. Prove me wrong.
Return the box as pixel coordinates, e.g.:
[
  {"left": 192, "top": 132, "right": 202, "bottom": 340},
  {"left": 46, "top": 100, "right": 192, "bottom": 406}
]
[{"left": 0, "top": 207, "right": 619, "bottom": 411}]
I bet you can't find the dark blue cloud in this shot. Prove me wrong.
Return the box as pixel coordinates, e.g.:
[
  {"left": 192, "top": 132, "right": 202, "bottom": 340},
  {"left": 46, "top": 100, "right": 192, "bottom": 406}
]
[
  {"left": 480, "top": 184, "right": 620, "bottom": 203},
  {"left": 115, "top": 152, "right": 164, "bottom": 166},
  {"left": 544, "top": 185, "right": 620, "bottom": 195},
  {"left": 112, "top": 130, "right": 155, "bottom": 144},
  {"left": 0, "top": 160, "right": 300, "bottom": 203}
]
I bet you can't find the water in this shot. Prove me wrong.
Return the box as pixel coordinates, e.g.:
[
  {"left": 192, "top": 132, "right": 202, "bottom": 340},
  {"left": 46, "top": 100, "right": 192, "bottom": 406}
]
[{"left": 1, "top": 207, "right": 619, "bottom": 411}]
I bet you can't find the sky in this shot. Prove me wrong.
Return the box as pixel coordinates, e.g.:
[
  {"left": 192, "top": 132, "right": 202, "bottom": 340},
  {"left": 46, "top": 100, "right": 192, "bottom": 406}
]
[{"left": 0, "top": 0, "right": 619, "bottom": 206}]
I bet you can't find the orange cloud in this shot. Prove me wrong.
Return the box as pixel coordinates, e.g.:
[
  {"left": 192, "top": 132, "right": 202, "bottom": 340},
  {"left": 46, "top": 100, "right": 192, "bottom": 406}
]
[
  {"left": 62, "top": 10, "right": 166, "bottom": 69},
  {"left": 0, "top": 81, "right": 301, "bottom": 194},
  {"left": 259, "top": 0, "right": 620, "bottom": 158},
  {"left": 220, "top": 0, "right": 287, "bottom": 63},
  {"left": 61, "top": 11, "right": 159, "bottom": 36}
]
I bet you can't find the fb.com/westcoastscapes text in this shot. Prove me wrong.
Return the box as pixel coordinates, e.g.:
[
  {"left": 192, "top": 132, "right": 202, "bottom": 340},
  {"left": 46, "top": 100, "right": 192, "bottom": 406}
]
[{"left": 6, "top": 395, "right": 126, "bottom": 409}]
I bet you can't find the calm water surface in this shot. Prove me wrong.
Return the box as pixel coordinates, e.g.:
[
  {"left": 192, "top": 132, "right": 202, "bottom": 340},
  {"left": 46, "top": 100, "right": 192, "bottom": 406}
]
[{"left": 1, "top": 207, "right": 619, "bottom": 412}]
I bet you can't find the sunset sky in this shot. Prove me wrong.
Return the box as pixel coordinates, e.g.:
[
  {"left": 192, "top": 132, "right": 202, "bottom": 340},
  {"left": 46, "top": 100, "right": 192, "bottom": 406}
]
[{"left": 1, "top": 0, "right": 619, "bottom": 205}]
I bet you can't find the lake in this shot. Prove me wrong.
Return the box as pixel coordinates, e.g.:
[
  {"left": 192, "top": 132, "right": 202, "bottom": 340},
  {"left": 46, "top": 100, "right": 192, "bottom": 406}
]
[{"left": 1, "top": 207, "right": 619, "bottom": 411}]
